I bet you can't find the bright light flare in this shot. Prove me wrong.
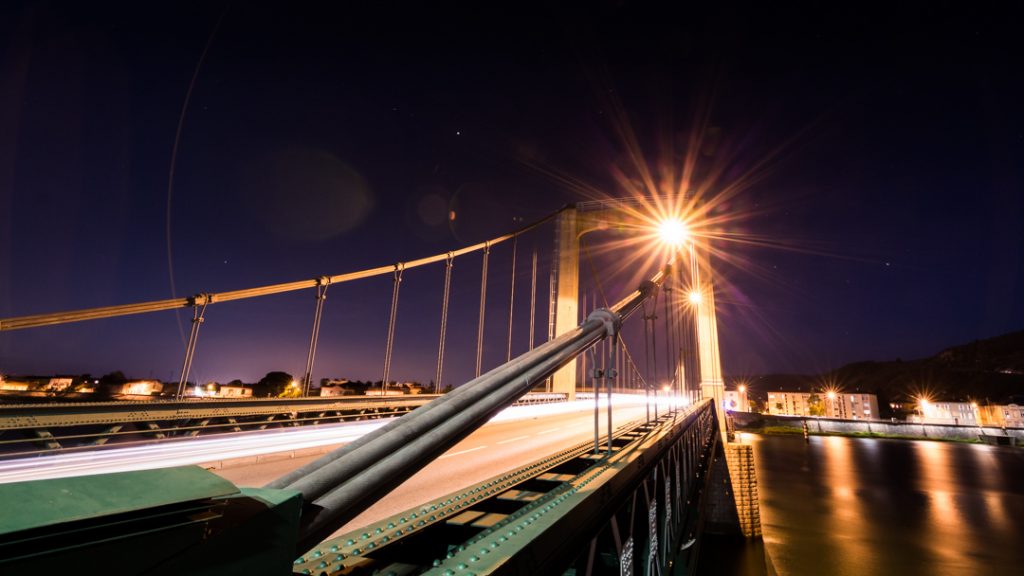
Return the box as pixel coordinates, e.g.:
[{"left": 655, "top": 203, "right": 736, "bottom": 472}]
[
  {"left": 688, "top": 291, "right": 702, "bottom": 304},
  {"left": 657, "top": 218, "right": 688, "bottom": 246},
  {"left": 826, "top": 391, "right": 837, "bottom": 400}
]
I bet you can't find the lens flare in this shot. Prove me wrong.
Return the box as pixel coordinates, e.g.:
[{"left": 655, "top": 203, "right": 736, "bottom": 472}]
[{"left": 658, "top": 218, "right": 688, "bottom": 246}]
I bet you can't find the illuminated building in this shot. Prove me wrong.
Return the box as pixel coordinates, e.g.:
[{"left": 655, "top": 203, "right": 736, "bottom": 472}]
[{"left": 766, "top": 391, "right": 879, "bottom": 420}]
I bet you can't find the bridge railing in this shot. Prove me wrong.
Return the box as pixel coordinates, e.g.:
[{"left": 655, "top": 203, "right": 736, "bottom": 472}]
[{"left": 292, "top": 400, "right": 720, "bottom": 575}]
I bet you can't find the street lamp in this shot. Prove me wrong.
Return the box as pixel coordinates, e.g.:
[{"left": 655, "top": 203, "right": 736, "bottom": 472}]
[
  {"left": 657, "top": 218, "right": 688, "bottom": 247},
  {"left": 918, "top": 397, "right": 931, "bottom": 422},
  {"left": 826, "top": 390, "right": 837, "bottom": 419}
]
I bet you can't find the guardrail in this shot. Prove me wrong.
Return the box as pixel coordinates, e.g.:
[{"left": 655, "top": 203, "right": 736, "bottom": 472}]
[
  {"left": 0, "top": 393, "right": 572, "bottom": 457},
  {"left": 0, "top": 396, "right": 438, "bottom": 456},
  {"left": 293, "top": 400, "right": 718, "bottom": 575}
]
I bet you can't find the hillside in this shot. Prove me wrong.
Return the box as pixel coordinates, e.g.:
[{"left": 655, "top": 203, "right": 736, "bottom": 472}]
[{"left": 743, "top": 330, "right": 1024, "bottom": 416}]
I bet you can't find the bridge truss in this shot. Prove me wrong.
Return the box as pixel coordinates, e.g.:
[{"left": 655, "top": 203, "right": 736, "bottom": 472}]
[{"left": 294, "top": 401, "right": 718, "bottom": 576}]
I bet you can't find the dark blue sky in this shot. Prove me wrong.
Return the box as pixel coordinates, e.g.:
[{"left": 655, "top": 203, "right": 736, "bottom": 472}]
[{"left": 1, "top": 2, "right": 1021, "bottom": 385}]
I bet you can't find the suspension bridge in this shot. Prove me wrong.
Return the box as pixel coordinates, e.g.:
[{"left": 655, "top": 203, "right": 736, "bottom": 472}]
[{"left": 0, "top": 199, "right": 763, "bottom": 575}]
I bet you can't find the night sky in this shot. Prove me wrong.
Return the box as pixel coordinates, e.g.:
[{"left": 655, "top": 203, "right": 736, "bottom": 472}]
[{"left": 1, "top": 2, "right": 1021, "bottom": 387}]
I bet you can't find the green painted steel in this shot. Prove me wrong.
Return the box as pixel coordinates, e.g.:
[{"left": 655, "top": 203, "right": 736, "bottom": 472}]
[
  {"left": 0, "top": 466, "right": 238, "bottom": 535},
  {"left": 0, "top": 466, "right": 302, "bottom": 576}
]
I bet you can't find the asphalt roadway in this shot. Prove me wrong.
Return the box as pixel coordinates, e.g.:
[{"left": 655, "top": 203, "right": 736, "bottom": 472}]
[{"left": 211, "top": 397, "right": 658, "bottom": 534}]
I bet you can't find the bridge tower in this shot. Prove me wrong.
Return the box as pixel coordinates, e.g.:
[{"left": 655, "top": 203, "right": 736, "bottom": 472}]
[
  {"left": 549, "top": 201, "right": 726, "bottom": 434},
  {"left": 689, "top": 240, "right": 728, "bottom": 438}
]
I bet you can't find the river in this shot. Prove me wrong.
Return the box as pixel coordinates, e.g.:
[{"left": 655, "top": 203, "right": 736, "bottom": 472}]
[{"left": 746, "top": 433, "right": 1024, "bottom": 575}]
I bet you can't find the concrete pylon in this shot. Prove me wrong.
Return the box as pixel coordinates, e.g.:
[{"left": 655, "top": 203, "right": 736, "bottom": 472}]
[
  {"left": 550, "top": 210, "right": 580, "bottom": 400},
  {"left": 688, "top": 241, "right": 728, "bottom": 441}
]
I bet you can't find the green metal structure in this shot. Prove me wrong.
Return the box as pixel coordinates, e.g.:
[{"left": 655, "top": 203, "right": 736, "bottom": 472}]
[{"left": 0, "top": 466, "right": 301, "bottom": 575}]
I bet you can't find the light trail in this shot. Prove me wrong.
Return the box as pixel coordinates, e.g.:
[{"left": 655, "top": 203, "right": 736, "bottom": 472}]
[{"left": 0, "top": 394, "right": 662, "bottom": 485}]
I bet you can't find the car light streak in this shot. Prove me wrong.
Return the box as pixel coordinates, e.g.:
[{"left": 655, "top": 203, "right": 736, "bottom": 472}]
[{"left": 0, "top": 394, "right": 654, "bottom": 484}]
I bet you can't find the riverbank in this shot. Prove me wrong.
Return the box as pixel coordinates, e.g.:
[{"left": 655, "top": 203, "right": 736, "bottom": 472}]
[{"left": 731, "top": 411, "right": 1023, "bottom": 446}]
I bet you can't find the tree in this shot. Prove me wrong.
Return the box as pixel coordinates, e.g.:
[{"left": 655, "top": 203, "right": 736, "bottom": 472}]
[
  {"left": 255, "top": 371, "right": 295, "bottom": 397},
  {"left": 808, "top": 393, "right": 825, "bottom": 417},
  {"left": 99, "top": 371, "right": 127, "bottom": 384}
]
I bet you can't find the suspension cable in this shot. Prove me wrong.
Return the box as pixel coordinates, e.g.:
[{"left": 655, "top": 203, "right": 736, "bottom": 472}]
[
  {"left": 506, "top": 235, "right": 517, "bottom": 362},
  {"left": 664, "top": 284, "right": 675, "bottom": 391},
  {"left": 176, "top": 297, "right": 210, "bottom": 399},
  {"left": 380, "top": 263, "right": 404, "bottom": 395},
  {"left": 434, "top": 253, "right": 454, "bottom": 393},
  {"left": 606, "top": 331, "right": 617, "bottom": 455},
  {"left": 528, "top": 247, "right": 537, "bottom": 351},
  {"left": 302, "top": 279, "right": 330, "bottom": 396},
  {"left": 475, "top": 243, "right": 490, "bottom": 378},
  {"left": 580, "top": 293, "right": 588, "bottom": 388},
  {"left": 2, "top": 207, "right": 568, "bottom": 332}
]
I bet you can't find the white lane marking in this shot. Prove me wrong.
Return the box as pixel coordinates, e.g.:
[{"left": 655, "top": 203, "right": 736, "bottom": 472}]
[
  {"left": 537, "top": 428, "right": 561, "bottom": 434},
  {"left": 438, "top": 445, "right": 487, "bottom": 459},
  {"left": 496, "top": 435, "right": 531, "bottom": 445}
]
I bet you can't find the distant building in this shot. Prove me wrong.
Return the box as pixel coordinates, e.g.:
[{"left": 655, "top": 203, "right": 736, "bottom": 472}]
[
  {"left": 0, "top": 380, "right": 29, "bottom": 392},
  {"left": 119, "top": 381, "right": 163, "bottom": 393},
  {"left": 44, "top": 377, "right": 74, "bottom": 392},
  {"left": 320, "top": 385, "right": 351, "bottom": 397},
  {"left": 111, "top": 380, "right": 164, "bottom": 396},
  {"left": 914, "top": 401, "right": 978, "bottom": 426},
  {"left": 977, "top": 404, "right": 1024, "bottom": 428},
  {"left": 767, "top": 391, "right": 813, "bottom": 416},
  {"left": 767, "top": 391, "right": 880, "bottom": 420},
  {"left": 217, "top": 384, "right": 252, "bottom": 398},
  {"left": 724, "top": 389, "right": 750, "bottom": 412},
  {"left": 827, "top": 393, "right": 880, "bottom": 420}
]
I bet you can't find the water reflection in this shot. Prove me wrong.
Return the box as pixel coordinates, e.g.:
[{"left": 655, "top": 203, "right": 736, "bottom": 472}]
[{"left": 751, "top": 435, "right": 1024, "bottom": 575}]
